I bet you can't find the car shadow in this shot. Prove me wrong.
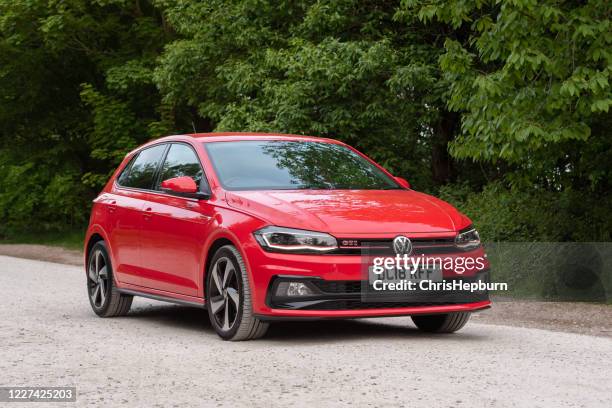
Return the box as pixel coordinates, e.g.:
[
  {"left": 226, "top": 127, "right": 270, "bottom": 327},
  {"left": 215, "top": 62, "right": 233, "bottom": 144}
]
[
  {"left": 125, "top": 303, "right": 488, "bottom": 343},
  {"left": 127, "top": 303, "right": 211, "bottom": 332},
  {"left": 265, "top": 319, "right": 487, "bottom": 343}
]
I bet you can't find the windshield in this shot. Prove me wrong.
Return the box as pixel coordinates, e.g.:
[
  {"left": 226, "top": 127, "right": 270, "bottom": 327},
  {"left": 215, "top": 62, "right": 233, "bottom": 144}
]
[{"left": 204, "top": 140, "right": 400, "bottom": 191}]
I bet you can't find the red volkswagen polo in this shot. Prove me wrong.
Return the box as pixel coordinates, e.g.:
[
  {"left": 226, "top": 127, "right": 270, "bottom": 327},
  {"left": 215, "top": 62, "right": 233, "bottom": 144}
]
[{"left": 85, "top": 133, "right": 490, "bottom": 340}]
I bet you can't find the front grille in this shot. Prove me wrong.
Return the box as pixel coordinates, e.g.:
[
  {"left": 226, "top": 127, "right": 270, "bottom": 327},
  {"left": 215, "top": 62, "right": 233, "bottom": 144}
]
[{"left": 331, "top": 237, "right": 458, "bottom": 255}]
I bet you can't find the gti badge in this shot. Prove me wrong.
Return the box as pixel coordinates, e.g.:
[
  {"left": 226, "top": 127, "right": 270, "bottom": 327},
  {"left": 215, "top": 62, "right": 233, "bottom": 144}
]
[{"left": 393, "top": 235, "right": 412, "bottom": 256}]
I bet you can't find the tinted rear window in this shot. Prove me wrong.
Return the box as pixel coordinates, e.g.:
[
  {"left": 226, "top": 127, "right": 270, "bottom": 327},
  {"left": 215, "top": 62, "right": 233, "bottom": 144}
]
[
  {"left": 204, "top": 140, "right": 399, "bottom": 190},
  {"left": 117, "top": 144, "right": 167, "bottom": 189}
]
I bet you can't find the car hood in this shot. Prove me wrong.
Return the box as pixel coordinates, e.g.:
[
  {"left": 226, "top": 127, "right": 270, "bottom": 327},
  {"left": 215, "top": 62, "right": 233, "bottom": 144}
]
[{"left": 225, "top": 190, "right": 468, "bottom": 235}]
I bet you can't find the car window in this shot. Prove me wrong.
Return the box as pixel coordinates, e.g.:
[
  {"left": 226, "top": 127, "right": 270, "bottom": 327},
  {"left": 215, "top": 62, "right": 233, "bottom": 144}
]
[
  {"left": 118, "top": 144, "right": 167, "bottom": 189},
  {"left": 204, "top": 141, "right": 400, "bottom": 190},
  {"left": 116, "top": 155, "right": 137, "bottom": 186},
  {"left": 157, "top": 143, "right": 204, "bottom": 190}
]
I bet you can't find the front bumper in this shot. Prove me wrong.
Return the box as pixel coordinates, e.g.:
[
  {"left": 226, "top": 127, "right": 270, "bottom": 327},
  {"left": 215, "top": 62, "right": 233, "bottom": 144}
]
[{"left": 242, "top": 236, "right": 491, "bottom": 319}]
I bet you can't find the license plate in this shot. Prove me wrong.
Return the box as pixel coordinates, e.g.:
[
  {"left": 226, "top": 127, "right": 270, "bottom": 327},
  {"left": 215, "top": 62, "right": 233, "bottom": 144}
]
[{"left": 367, "top": 265, "right": 442, "bottom": 290}]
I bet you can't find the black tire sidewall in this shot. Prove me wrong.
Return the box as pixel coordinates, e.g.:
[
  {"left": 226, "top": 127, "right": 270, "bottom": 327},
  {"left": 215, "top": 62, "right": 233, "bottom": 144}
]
[
  {"left": 412, "top": 312, "right": 470, "bottom": 333},
  {"left": 412, "top": 314, "right": 448, "bottom": 332},
  {"left": 206, "top": 246, "right": 245, "bottom": 340}
]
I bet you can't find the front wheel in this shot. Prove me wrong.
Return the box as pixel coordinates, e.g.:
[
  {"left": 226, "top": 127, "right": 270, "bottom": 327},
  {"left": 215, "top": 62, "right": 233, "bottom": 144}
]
[
  {"left": 206, "top": 245, "right": 269, "bottom": 341},
  {"left": 412, "top": 312, "right": 470, "bottom": 333}
]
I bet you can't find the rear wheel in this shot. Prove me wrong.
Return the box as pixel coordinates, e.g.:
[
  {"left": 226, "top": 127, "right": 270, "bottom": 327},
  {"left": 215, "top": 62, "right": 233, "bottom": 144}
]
[
  {"left": 206, "top": 245, "right": 269, "bottom": 341},
  {"left": 87, "top": 241, "right": 132, "bottom": 317},
  {"left": 412, "top": 312, "right": 470, "bottom": 333}
]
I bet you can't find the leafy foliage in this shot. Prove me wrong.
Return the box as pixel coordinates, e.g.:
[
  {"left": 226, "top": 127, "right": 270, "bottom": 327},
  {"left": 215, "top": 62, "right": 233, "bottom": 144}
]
[
  {"left": 0, "top": 0, "right": 174, "bottom": 232},
  {"left": 0, "top": 0, "right": 610, "bottom": 242},
  {"left": 439, "top": 181, "right": 612, "bottom": 242},
  {"left": 400, "top": 0, "right": 612, "bottom": 190}
]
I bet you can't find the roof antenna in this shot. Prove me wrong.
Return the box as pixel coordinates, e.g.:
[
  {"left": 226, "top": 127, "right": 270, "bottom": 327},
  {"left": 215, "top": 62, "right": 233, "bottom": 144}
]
[{"left": 191, "top": 120, "right": 197, "bottom": 134}]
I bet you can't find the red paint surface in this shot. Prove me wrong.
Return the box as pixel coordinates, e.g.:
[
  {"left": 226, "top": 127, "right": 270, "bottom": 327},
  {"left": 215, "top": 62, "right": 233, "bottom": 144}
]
[{"left": 86, "top": 133, "right": 490, "bottom": 318}]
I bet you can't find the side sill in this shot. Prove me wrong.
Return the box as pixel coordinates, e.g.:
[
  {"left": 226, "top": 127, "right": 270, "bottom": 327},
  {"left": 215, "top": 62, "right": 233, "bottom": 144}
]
[{"left": 117, "top": 288, "right": 206, "bottom": 309}]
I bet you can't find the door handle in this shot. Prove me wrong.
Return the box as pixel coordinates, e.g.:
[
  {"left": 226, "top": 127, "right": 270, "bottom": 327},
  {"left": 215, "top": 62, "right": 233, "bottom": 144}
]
[
  {"left": 107, "top": 200, "right": 117, "bottom": 213},
  {"left": 143, "top": 207, "right": 153, "bottom": 220}
]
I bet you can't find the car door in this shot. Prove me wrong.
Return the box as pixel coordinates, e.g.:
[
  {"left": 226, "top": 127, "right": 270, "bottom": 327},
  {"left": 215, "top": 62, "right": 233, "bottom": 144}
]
[
  {"left": 108, "top": 143, "right": 168, "bottom": 286},
  {"left": 138, "top": 142, "right": 213, "bottom": 296}
]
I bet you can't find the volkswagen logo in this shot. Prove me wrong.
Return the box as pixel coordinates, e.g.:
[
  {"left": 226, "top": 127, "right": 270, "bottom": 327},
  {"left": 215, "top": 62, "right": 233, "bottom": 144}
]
[{"left": 393, "top": 236, "right": 412, "bottom": 255}]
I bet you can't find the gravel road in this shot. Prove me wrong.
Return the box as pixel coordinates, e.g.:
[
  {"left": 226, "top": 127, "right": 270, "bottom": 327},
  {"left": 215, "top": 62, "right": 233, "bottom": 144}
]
[{"left": 1, "top": 255, "right": 611, "bottom": 407}]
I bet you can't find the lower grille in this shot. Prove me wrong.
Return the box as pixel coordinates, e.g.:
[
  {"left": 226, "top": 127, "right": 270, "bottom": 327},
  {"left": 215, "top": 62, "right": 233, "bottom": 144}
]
[
  {"left": 311, "top": 280, "right": 362, "bottom": 293},
  {"left": 268, "top": 273, "right": 490, "bottom": 311}
]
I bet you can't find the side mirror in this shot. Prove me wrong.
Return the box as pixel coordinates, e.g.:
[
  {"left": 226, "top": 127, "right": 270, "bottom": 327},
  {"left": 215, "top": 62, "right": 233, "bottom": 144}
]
[
  {"left": 161, "top": 176, "right": 209, "bottom": 199},
  {"left": 394, "top": 176, "right": 411, "bottom": 189}
]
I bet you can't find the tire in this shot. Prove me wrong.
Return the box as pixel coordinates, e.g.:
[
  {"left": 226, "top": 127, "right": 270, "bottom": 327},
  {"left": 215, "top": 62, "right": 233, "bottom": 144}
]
[
  {"left": 412, "top": 312, "right": 470, "bottom": 333},
  {"left": 206, "top": 245, "right": 269, "bottom": 341},
  {"left": 86, "top": 241, "right": 133, "bottom": 317}
]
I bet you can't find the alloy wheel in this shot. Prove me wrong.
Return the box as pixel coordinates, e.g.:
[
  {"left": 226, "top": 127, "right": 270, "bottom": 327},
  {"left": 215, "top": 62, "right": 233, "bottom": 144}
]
[
  {"left": 88, "top": 249, "right": 109, "bottom": 309},
  {"left": 209, "top": 257, "right": 240, "bottom": 331}
]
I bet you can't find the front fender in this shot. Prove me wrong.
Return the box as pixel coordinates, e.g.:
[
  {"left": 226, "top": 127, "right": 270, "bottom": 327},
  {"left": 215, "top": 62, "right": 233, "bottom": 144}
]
[{"left": 198, "top": 206, "right": 268, "bottom": 300}]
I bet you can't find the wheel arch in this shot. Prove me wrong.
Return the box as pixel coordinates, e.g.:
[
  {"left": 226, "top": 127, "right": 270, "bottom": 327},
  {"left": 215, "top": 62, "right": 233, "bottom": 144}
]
[
  {"left": 85, "top": 233, "right": 105, "bottom": 265},
  {"left": 84, "top": 226, "right": 114, "bottom": 275},
  {"left": 201, "top": 230, "right": 252, "bottom": 300}
]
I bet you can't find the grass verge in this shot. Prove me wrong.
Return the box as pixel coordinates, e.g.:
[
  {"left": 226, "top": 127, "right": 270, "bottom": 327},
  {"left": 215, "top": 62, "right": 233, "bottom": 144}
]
[{"left": 0, "top": 229, "right": 85, "bottom": 251}]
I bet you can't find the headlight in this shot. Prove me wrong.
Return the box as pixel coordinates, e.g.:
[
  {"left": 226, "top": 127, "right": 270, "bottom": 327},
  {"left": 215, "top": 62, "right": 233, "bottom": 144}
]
[
  {"left": 455, "top": 226, "right": 480, "bottom": 250},
  {"left": 253, "top": 226, "right": 337, "bottom": 253}
]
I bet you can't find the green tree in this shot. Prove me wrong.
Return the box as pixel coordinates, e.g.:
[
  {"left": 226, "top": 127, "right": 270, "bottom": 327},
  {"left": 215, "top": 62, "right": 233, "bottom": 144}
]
[
  {"left": 0, "top": 0, "right": 610, "bottom": 243},
  {"left": 155, "top": 0, "right": 465, "bottom": 187},
  {"left": 399, "top": 0, "right": 611, "bottom": 192},
  {"left": 0, "top": 0, "right": 174, "bottom": 233}
]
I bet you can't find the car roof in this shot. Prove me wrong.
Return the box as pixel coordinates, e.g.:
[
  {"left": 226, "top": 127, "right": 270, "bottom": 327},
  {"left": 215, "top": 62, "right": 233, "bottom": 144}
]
[
  {"left": 165, "top": 132, "right": 340, "bottom": 143},
  {"left": 127, "top": 132, "right": 344, "bottom": 157},
  {"left": 191, "top": 132, "right": 341, "bottom": 144}
]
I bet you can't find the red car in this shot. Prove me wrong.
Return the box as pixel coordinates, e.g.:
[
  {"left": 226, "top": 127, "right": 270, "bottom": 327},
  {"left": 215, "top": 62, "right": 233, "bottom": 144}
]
[{"left": 85, "top": 133, "right": 490, "bottom": 340}]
